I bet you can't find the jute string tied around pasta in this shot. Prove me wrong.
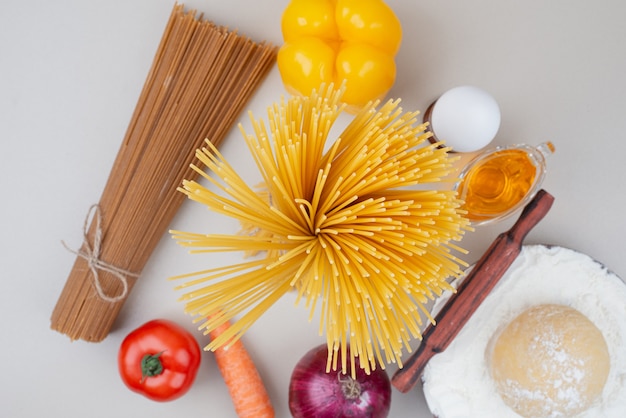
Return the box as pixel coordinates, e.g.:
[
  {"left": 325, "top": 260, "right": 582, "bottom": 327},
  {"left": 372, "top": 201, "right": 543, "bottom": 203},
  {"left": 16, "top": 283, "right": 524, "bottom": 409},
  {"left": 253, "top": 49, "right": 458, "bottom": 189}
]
[{"left": 62, "top": 204, "right": 138, "bottom": 303}]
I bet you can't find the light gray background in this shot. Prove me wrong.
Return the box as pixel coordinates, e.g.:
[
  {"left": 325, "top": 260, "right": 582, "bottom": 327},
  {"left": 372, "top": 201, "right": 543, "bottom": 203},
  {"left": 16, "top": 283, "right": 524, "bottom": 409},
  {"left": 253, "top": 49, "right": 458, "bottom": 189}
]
[{"left": 2, "top": 0, "right": 625, "bottom": 417}]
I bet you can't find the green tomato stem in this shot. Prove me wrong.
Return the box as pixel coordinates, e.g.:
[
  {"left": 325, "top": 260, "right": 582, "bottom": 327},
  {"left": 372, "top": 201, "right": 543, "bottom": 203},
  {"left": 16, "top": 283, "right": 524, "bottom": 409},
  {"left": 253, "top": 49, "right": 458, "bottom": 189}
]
[{"left": 140, "top": 351, "right": 165, "bottom": 382}]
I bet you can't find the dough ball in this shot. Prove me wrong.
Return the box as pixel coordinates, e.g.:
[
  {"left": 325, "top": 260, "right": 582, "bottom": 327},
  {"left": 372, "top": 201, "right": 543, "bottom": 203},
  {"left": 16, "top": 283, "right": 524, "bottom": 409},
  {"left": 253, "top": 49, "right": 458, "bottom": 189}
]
[{"left": 488, "top": 304, "right": 610, "bottom": 417}]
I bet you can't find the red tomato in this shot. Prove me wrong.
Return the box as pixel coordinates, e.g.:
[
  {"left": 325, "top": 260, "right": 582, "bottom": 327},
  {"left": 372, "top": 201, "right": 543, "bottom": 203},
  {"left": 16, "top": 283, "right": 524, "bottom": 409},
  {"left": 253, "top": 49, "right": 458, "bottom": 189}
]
[{"left": 118, "top": 319, "right": 202, "bottom": 402}]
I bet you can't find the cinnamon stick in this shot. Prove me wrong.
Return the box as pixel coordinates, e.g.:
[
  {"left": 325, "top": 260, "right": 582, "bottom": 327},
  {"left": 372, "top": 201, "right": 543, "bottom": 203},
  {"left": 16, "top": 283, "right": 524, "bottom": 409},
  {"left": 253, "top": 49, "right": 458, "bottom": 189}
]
[{"left": 391, "top": 189, "right": 555, "bottom": 393}]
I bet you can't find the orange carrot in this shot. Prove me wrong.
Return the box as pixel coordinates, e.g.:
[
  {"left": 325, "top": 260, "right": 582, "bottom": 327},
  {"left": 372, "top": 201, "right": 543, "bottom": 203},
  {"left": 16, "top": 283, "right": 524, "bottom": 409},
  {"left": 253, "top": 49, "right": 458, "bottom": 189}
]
[{"left": 209, "top": 319, "right": 275, "bottom": 418}]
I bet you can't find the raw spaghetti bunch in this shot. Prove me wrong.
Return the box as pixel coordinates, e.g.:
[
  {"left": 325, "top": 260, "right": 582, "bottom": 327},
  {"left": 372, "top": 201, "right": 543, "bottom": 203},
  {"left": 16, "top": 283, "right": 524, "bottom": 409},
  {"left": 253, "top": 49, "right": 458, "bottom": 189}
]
[{"left": 171, "top": 85, "right": 471, "bottom": 374}]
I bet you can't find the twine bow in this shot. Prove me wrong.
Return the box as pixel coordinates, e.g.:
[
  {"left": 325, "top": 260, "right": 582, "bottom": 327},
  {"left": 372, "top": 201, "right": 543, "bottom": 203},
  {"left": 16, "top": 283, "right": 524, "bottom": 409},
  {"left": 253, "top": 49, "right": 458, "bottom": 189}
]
[{"left": 62, "top": 204, "right": 138, "bottom": 303}]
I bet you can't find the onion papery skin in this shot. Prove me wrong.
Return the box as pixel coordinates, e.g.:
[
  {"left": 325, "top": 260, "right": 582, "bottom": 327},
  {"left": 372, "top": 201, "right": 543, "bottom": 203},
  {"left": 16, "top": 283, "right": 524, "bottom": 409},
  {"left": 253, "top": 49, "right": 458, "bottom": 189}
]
[{"left": 289, "top": 344, "right": 391, "bottom": 418}]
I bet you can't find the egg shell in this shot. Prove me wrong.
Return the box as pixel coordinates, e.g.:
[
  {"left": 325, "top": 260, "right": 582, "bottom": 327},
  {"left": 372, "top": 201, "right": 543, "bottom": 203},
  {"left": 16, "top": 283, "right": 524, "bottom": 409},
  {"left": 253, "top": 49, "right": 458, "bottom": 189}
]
[{"left": 429, "top": 85, "right": 501, "bottom": 153}]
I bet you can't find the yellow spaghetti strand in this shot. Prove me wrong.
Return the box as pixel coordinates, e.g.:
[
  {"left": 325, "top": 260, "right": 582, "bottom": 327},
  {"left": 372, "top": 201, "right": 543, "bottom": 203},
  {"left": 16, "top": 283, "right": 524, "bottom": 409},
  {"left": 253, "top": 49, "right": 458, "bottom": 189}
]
[{"left": 170, "top": 84, "right": 471, "bottom": 375}]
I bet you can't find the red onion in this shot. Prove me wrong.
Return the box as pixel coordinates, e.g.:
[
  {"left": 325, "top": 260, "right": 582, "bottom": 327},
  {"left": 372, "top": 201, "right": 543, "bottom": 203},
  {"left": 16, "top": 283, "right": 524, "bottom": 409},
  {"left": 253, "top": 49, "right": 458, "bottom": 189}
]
[{"left": 289, "top": 344, "right": 391, "bottom": 418}]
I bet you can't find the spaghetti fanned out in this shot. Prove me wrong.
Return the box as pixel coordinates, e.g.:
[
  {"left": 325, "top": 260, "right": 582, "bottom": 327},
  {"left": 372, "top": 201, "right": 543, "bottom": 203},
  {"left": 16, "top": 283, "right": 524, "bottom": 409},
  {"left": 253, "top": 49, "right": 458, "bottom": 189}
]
[{"left": 171, "top": 85, "right": 471, "bottom": 373}]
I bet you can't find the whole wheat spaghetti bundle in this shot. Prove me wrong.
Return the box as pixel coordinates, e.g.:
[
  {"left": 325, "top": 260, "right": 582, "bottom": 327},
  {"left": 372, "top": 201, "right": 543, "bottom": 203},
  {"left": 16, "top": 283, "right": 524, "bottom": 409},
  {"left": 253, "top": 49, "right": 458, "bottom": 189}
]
[
  {"left": 171, "top": 84, "right": 471, "bottom": 374},
  {"left": 51, "top": 3, "right": 277, "bottom": 342}
]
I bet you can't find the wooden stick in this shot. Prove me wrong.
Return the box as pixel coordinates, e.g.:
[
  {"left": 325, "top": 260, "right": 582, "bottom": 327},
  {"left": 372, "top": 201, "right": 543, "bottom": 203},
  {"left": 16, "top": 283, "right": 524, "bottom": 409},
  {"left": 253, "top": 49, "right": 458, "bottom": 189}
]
[{"left": 391, "top": 189, "right": 555, "bottom": 393}]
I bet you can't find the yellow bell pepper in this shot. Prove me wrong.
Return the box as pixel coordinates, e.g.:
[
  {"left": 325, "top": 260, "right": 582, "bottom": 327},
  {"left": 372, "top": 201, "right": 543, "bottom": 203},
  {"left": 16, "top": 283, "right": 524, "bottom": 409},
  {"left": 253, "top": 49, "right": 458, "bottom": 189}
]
[{"left": 278, "top": 0, "right": 402, "bottom": 111}]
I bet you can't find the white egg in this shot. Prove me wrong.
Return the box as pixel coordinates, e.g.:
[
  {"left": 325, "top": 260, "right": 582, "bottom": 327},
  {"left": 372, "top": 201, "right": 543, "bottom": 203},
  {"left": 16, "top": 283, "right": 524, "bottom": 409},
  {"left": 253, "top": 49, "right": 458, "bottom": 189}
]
[
  {"left": 421, "top": 245, "right": 626, "bottom": 418},
  {"left": 427, "top": 85, "right": 501, "bottom": 153}
]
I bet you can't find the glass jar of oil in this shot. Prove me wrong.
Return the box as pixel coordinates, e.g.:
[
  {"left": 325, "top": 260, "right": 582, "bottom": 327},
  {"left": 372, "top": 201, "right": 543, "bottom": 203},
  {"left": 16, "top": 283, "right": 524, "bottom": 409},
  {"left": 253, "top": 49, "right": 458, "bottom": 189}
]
[{"left": 455, "top": 142, "right": 555, "bottom": 225}]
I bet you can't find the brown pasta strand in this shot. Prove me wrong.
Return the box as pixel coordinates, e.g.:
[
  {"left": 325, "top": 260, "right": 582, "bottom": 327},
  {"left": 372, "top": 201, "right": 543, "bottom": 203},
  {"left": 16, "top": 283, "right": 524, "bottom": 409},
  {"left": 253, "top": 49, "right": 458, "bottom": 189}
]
[{"left": 50, "top": 3, "right": 277, "bottom": 342}]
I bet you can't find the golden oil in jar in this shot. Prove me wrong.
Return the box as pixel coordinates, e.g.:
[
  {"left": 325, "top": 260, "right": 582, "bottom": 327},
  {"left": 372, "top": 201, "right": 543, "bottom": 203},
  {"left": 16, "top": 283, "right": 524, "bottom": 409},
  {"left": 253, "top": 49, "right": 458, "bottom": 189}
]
[{"left": 456, "top": 142, "right": 555, "bottom": 224}]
